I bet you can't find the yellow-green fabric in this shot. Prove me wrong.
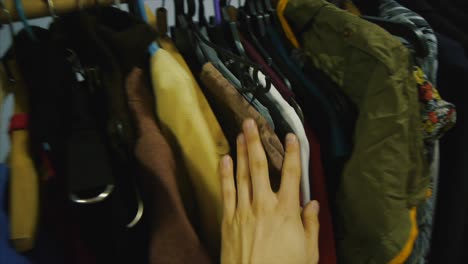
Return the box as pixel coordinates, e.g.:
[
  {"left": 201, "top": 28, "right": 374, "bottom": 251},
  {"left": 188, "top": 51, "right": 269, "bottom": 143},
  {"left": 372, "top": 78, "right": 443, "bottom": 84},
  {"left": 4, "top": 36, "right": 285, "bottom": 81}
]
[
  {"left": 150, "top": 47, "right": 230, "bottom": 257},
  {"left": 1, "top": 61, "right": 39, "bottom": 252},
  {"left": 284, "top": 0, "right": 428, "bottom": 263}
]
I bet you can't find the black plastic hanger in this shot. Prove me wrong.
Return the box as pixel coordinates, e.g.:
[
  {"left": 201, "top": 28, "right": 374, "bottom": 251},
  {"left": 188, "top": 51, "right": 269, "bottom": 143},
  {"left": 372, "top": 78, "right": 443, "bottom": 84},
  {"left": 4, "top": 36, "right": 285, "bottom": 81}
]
[
  {"left": 244, "top": 0, "right": 267, "bottom": 38},
  {"left": 362, "top": 16, "right": 429, "bottom": 58},
  {"left": 238, "top": 7, "right": 293, "bottom": 91},
  {"left": 221, "top": 6, "right": 247, "bottom": 57},
  {"left": 253, "top": 0, "right": 266, "bottom": 33},
  {"left": 207, "top": 16, "right": 232, "bottom": 50},
  {"left": 156, "top": 6, "right": 168, "bottom": 36},
  {"left": 238, "top": 8, "right": 269, "bottom": 62},
  {"left": 256, "top": 0, "right": 274, "bottom": 30},
  {"left": 192, "top": 25, "right": 272, "bottom": 97},
  {"left": 263, "top": 0, "right": 274, "bottom": 13},
  {"left": 204, "top": 0, "right": 231, "bottom": 51},
  {"left": 240, "top": 2, "right": 294, "bottom": 92},
  {"left": 198, "top": 0, "right": 208, "bottom": 27},
  {"left": 171, "top": 0, "right": 208, "bottom": 70}
]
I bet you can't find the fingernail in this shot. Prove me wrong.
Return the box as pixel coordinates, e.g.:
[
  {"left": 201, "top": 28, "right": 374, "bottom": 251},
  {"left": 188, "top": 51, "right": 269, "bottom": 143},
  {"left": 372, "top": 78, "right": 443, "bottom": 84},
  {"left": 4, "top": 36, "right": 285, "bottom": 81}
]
[
  {"left": 243, "top": 119, "right": 255, "bottom": 132},
  {"left": 237, "top": 134, "right": 245, "bottom": 144},
  {"left": 286, "top": 134, "right": 297, "bottom": 145},
  {"left": 222, "top": 155, "right": 232, "bottom": 168},
  {"left": 311, "top": 200, "right": 320, "bottom": 214}
]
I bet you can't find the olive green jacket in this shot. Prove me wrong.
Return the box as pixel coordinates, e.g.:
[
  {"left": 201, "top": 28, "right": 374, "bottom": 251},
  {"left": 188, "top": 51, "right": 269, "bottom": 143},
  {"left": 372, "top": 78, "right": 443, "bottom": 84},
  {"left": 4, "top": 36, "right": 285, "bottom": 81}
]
[{"left": 284, "top": 0, "right": 429, "bottom": 263}]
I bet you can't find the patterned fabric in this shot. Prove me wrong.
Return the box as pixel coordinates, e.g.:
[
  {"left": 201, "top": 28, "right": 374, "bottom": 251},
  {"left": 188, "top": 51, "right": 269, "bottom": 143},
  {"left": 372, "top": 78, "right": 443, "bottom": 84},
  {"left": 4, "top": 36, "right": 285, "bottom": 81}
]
[
  {"left": 379, "top": 0, "right": 438, "bottom": 84},
  {"left": 409, "top": 66, "right": 456, "bottom": 264},
  {"left": 378, "top": 2, "right": 457, "bottom": 263},
  {"left": 414, "top": 67, "right": 456, "bottom": 156}
]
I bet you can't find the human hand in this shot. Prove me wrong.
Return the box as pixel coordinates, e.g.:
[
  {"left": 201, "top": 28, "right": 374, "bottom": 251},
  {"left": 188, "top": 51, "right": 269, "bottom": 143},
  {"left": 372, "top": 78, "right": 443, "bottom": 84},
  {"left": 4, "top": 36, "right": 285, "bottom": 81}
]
[{"left": 219, "top": 119, "right": 320, "bottom": 264}]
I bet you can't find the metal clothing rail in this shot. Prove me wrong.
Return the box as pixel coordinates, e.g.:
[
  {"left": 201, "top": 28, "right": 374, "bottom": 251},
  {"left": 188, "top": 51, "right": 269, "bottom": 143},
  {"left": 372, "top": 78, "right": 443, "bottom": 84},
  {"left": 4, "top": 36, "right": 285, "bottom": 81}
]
[{"left": 0, "top": 0, "right": 128, "bottom": 23}]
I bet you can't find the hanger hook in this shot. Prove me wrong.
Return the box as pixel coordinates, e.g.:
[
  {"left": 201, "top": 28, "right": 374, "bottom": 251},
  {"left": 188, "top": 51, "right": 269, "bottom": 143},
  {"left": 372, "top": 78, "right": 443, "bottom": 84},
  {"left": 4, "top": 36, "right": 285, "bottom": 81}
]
[{"left": 46, "top": 0, "right": 58, "bottom": 19}]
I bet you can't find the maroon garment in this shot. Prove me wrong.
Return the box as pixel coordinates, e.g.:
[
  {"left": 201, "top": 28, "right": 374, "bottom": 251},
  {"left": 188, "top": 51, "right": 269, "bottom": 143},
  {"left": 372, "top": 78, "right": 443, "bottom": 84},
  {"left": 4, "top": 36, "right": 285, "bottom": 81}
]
[
  {"left": 126, "top": 68, "right": 211, "bottom": 264},
  {"left": 239, "top": 34, "right": 295, "bottom": 99},
  {"left": 305, "top": 121, "right": 337, "bottom": 264}
]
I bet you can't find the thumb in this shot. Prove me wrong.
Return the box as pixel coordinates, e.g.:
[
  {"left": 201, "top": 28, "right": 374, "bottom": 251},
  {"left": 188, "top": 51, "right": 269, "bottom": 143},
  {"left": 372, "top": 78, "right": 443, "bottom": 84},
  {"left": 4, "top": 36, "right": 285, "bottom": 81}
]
[{"left": 302, "top": 200, "right": 320, "bottom": 249}]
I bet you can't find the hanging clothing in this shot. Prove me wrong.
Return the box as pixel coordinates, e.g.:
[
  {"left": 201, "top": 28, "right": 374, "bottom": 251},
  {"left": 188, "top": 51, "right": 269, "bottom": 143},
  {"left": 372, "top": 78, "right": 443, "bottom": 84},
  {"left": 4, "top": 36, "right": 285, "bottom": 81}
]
[
  {"left": 250, "top": 69, "right": 311, "bottom": 204},
  {"left": 239, "top": 34, "right": 295, "bottom": 100},
  {"left": 0, "top": 165, "right": 30, "bottom": 264},
  {"left": 49, "top": 10, "right": 159, "bottom": 263},
  {"left": 412, "top": 67, "right": 456, "bottom": 154},
  {"left": 194, "top": 29, "right": 277, "bottom": 130},
  {"left": 0, "top": 79, "right": 3, "bottom": 111},
  {"left": 53, "top": 7, "right": 156, "bottom": 159},
  {"left": 126, "top": 67, "right": 211, "bottom": 264},
  {"left": 376, "top": 3, "right": 455, "bottom": 263},
  {"left": 151, "top": 47, "right": 230, "bottom": 257},
  {"left": 429, "top": 33, "right": 468, "bottom": 264},
  {"left": 409, "top": 67, "right": 456, "bottom": 264},
  {"left": 13, "top": 26, "right": 113, "bottom": 202},
  {"left": 0, "top": 82, "right": 5, "bottom": 135},
  {"left": 396, "top": 0, "right": 468, "bottom": 55},
  {"left": 242, "top": 21, "right": 338, "bottom": 255},
  {"left": 305, "top": 121, "right": 337, "bottom": 264},
  {"left": 283, "top": 0, "right": 428, "bottom": 263},
  {"left": 199, "top": 62, "right": 285, "bottom": 191},
  {"left": 0, "top": 91, "right": 29, "bottom": 263},
  {"left": 379, "top": 0, "right": 438, "bottom": 84},
  {"left": 263, "top": 18, "right": 349, "bottom": 160},
  {"left": 376, "top": 0, "right": 457, "bottom": 157},
  {"left": 0, "top": 61, "right": 39, "bottom": 252},
  {"left": 0, "top": 94, "right": 13, "bottom": 166}
]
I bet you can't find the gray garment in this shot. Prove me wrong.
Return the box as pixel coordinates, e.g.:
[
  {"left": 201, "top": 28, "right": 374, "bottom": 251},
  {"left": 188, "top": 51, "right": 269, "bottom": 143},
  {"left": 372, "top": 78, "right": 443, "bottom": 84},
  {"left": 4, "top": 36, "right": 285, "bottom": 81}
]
[
  {"left": 197, "top": 28, "right": 276, "bottom": 130},
  {"left": 379, "top": 0, "right": 438, "bottom": 84},
  {"left": 378, "top": 1, "right": 438, "bottom": 263},
  {"left": 0, "top": 94, "right": 14, "bottom": 163},
  {"left": 406, "top": 142, "right": 439, "bottom": 264}
]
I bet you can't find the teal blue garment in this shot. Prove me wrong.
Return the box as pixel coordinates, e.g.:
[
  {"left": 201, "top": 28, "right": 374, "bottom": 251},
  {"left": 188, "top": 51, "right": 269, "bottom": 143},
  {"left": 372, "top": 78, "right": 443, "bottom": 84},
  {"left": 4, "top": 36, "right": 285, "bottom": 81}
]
[
  {"left": 0, "top": 164, "right": 30, "bottom": 264},
  {"left": 268, "top": 28, "right": 348, "bottom": 157}
]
